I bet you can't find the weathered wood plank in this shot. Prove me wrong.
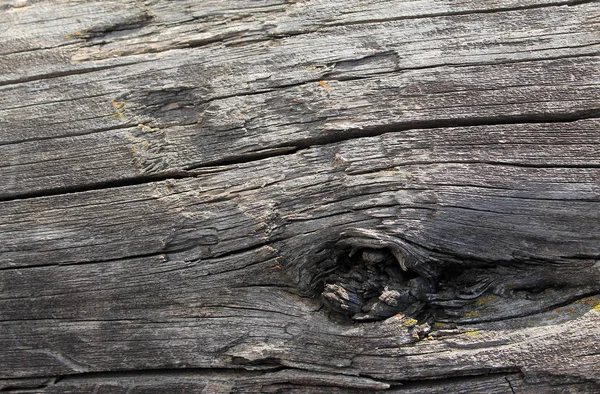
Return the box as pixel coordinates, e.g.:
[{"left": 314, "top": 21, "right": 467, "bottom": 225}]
[
  {"left": 0, "top": 1, "right": 598, "bottom": 198},
  {"left": 2, "top": 0, "right": 600, "bottom": 391},
  {"left": 2, "top": 56, "right": 600, "bottom": 199},
  {"left": 2, "top": 0, "right": 596, "bottom": 82},
  {"left": 3, "top": 0, "right": 598, "bottom": 92},
  {"left": 2, "top": 371, "right": 597, "bottom": 393},
  {"left": 1, "top": 120, "right": 600, "bottom": 386},
  {"left": 2, "top": 266, "right": 600, "bottom": 385},
  {"left": 2, "top": 120, "right": 599, "bottom": 269}
]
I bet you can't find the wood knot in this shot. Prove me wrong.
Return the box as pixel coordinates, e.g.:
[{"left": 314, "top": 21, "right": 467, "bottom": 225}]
[
  {"left": 310, "top": 228, "right": 600, "bottom": 325},
  {"left": 315, "top": 229, "right": 438, "bottom": 322}
]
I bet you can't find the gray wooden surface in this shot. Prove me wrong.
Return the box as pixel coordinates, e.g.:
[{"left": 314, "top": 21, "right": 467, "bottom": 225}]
[{"left": 1, "top": 0, "right": 600, "bottom": 392}]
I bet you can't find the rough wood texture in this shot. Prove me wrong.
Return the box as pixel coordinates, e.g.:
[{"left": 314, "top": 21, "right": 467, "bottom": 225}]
[{"left": 1, "top": 0, "right": 600, "bottom": 392}]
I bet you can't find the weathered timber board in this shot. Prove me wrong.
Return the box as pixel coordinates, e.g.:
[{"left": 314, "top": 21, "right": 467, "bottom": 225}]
[
  {"left": 8, "top": 371, "right": 597, "bottom": 394},
  {"left": 2, "top": 56, "right": 600, "bottom": 199},
  {"left": 1, "top": 0, "right": 600, "bottom": 392},
  {"left": 2, "top": 121, "right": 600, "bottom": 389},
  {"left": 1, "top": 0, "right": 597, "bottom": 85},
  {"left": 0, "top": 1, "right": 599, "bottom": 198},
  {"left": 2, "top": 120, "right": 600, "bottom": 269}
]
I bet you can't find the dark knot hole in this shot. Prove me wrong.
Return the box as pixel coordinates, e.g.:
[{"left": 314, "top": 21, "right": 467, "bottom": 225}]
[{"left": 314, "top": 245, "right": 436, "bottom": 322}]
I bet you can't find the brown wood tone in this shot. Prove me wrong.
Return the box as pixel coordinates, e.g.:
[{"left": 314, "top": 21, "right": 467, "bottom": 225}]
[{"left": 1, "top": 0, "right": 599, "bottom": 392}]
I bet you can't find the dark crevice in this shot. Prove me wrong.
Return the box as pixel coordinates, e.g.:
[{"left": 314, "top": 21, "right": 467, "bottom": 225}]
[
  {"left": 465, "top": 161, "right": 600, "bottom": 170},
  {"left": 0, "top": 42, "right": 77, "bottom": 57},
  {"left": 230, "top": 284, "right": 297, "bottom": 291},
  {"left": 0, "top": 123, "right": 137, "bottom": 148},
  {"left": 0, "top": 170, "right": 193, "bottom": 203},
  {"left": 181, "top": 146, "right": 299, "bottom": 170},
  {"left": 420, "top": 187, "right": 600, "bottom": 204},
  {"left": 0, "top": 60, "right": 156, "bottom": 88},
  {"left": 0, "top": 317, "right": 157, "bottom": 324},
  {"left": 506, "top": 376, "right": 517, "bottom": 394},
  {"left": 449, "top": 290, "right": 600, "bottom": 325},
  {"left": 0, "top": 378, "right": 58, "bottom": 393},
  {"left": 209, "top": 242, "right": 271, "bottom": 260},
  {"left": 217, "top": 304, "right": 301, "bottom": 318},
  {"left": 348, "top": 0, "right": 597, "bottom": 23},
  {"left": 1, "top": 91, "right": 116, "bottom": 113},
  {"left": 381, "top": 48, "right": 600, "bottom": 76},
  {"left": 271, "top": 0, "right": 597, "bottom": 38},
  {"left": 0, "top": 367, "right": 269, "bottom": 390},
  {"left": 0, "top": 248, "right": 171, "bottom": 272},
  {"left": 83, "top": 12, "right": 154, "bottom": 38},
  {"left": 343, "top": 157, "right": 600, "bottom": 175},
  {"left": 385, "top": 369, "right": 523, "bottom": 389},
  {"left": 82, "top": 30, "right": 248, "bottom": 59}
]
